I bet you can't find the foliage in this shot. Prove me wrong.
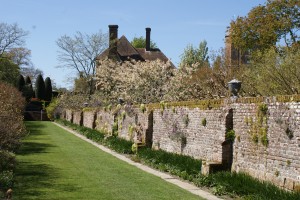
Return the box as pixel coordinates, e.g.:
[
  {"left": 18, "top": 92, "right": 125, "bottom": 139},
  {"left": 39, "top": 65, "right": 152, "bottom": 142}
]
[
  {"left": 74, "top": 72, "right": 90, "bottom": 94},
  {"left": 0, "top": 82, "right": 26, "bottom": 152},
  {"left": 201, "top": 118, "right": 207, "bottom": 126},
  {"left": 193, "top": 171, "right": 300, "bottom": 199},
  {"left": 0, "top": 57, "right": 20, "bottom": 86},
  {"left": 0, "top": 22, "right": 28, "bottom": 57},
  {"left": 0, "top": 171, "right": 13, "bottom": 192},
  {"left": 137, "top": 147, "right": 202, "bottom": 178},
  {"left": 131, "top": 36, "right": 157, "bottom": 49},
  {"left": 165, "top": 50, "right": 234, "bottom": 101},
  {"left": 230, "top": 0, "right": 300, "bottom": 51},
  {"left": 56, "top": 30, "right": 108, "bottom": 96},
  {"left": 96, "top": 59, "right": 174, "bottom": 104},
  {"left": 25, "top": 76, "right": 31, "bottom": 84},
  {"left": 17, "top": 74, "right": 25, "bottom": 91},
  {"left": 225, "top": 130, "right": 235, "bottom": 142},
  {"left": 240, "top": 47, "right": 300, "bottom": 96},
  {"left": 45, "top": 98, "right": 60, "bottom": 120},
  {"left": 179, "top": 40, "right": 209, "bottom": 71},
  {"left": 44, "top": 77, "right": 52, "bottom": 101},
  {"left": 35, "top": 74, "right": 45, "bottom": 100},
  {"left": 0, "top": 151, "right": 16, "bottom": 172}
]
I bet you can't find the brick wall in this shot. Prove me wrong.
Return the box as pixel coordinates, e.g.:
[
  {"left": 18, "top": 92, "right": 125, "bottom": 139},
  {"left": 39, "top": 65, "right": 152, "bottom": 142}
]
[
  {"left": 73, "top": 111, "right": 83, "bottom": 126},
  {"left": 65, "top": 109, "right": 73, "bottom": 122},
  {"left": 83, "top": 110, "right": 96, "bottom": 129},
  {"left": 231, "top": 99, "right": 300, "bottom": 190},
  {"left": 61, "top": 96, "right": 300, "bottom": 190},
  {"left": 152, "top": 107, "right": 229, "bottom": 162}
]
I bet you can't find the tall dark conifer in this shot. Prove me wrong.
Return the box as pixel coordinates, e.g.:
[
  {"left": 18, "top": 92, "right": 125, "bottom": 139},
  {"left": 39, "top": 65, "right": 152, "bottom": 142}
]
[
  {"left": 44, "top": 77, "right": 52, "bottom": 101},
  {"left": 35, "top": 74, "right": 45, "bottom": 100},
  {"left": 17, "top": 75, "right": 25, "bottom": 92},
  {"left": 25, "top": 76, "right": 32, "bottom": 85}
]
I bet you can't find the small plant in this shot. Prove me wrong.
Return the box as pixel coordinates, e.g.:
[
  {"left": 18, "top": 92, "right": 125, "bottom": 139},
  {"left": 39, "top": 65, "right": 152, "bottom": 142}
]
[
  {"left": 225, "top": 130, "right": 235, "bottom": 142},
  {"left": 183, "top": 114, "right": 189, "bottom": 127},
  {"left": 275, "top": 170, "right": 280, "bottom": 177},
  {"left": 112, "top": 121, "right": 118, "bottom": 136},
  {"left": 121, "top": 111, "right": 126, "bottom": 121},
  {"left": 160, "top": 101, "right": 166, "bottom": 111},
  {"left": 201, "top": 118, "right": 207, "bottom": 126},
  {"left": 252, "top": 134, "right": 259, "bottom": 144},
  {"left": 258, "top": 103, "right": 268, "bottom": 115},
  {"left": 286, "top": 160, "right": 291, "bottom": 166},
  {"left": 128, "top": 125, "right": 135, "bottom": 141},
  {"left": 237, "top": 135, "right": 241, "bottom": 142},
  {"left": 107, "top": 104, "right": 112, "bottom": 111},
  {"left": 286, "top": 127, "right": 294, "bottom": 139},
  {"left": 261, "top": 132, "right": 268, "bottom": 147},
  {"left": 140, "top": 104, "right": 146, "bottom": 113},
  {"left": 131, "top": 143, "right": 138, "bottom": 154},
  {"left": 172, "top": 106, "right": 176, "bottom": 113}
]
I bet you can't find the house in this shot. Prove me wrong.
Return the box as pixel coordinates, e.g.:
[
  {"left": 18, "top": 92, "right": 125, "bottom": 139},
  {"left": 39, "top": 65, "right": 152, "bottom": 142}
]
[
  {"left": 225, "top": 27, "right": 250, "bottom": 67},
  {"left": 96, "top": 25, "right": 174, "bottom": 67}
]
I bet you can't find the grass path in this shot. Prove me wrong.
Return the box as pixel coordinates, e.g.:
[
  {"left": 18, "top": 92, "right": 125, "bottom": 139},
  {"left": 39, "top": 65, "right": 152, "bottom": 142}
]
[{"left": 14, "top": 121, "right": 202, "bottom": 200}]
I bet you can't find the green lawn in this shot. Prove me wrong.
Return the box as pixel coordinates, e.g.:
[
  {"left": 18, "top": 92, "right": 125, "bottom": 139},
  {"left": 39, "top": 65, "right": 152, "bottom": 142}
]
[{"left": 14, "top": 121, "right": 202, "bottom": 200}]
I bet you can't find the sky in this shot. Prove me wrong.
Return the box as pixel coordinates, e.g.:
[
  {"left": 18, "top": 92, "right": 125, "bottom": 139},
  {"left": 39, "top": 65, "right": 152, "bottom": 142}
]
[{"left": 1, "top": 0, "right": 266, "bottom": 89}]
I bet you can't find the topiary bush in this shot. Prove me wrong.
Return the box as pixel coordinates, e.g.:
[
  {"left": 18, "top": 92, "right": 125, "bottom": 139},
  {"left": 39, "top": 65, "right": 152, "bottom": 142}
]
[{"left": 35, "top": 74, "right": 45, "bottom": 100}]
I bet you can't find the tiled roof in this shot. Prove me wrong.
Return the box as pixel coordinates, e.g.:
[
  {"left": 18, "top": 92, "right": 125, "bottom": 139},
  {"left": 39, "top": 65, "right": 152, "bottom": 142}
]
[{"left": 96, "top": 35, "right": 174, "bottom": 67}]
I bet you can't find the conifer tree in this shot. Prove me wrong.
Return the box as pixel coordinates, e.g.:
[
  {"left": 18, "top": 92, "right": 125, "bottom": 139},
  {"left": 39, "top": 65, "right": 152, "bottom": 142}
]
[
  {"left": 17, "top": 74, "right": 25, "bottom": 92},
  {"left": 35, "top": 74, "right": 45, "bottom": 100},
  {"left": 44, "top": 77, "right": 52, "bottom": 101}
]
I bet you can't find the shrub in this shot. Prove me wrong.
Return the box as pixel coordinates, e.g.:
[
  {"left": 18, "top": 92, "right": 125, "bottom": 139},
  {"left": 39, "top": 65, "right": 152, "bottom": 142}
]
[
  {"left": 0, "top": 151, "right": 16, "bottom": 172},
  {"left": 137, "top": 148, "right": 201, "bottom": 177},
  {"left": 193, "top": 171, "right": 300, "bottom": 199},
  {"left": 0, "top": 171, "right": 13, "bottom": 192},
  {"left": 0, "top": 82, "right": 26, "bottom": 151}
]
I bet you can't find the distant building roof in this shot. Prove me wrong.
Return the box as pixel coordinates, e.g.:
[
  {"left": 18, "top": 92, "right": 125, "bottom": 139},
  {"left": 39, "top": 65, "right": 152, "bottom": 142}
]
[{"left": 96, "top": 25, "right": 175, "bottom": 67}]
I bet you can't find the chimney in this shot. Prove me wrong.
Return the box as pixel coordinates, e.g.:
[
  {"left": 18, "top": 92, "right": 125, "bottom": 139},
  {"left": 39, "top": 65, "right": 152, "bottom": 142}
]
[
  {"left": 108, "top": 25, "right": 118, "bottom": 58},
  {"left": 146, "top": 27, "right": 151, "bottom": 51}
]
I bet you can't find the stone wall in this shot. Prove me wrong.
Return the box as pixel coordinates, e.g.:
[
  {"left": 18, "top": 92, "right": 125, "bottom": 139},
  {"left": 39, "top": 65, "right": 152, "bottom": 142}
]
[
  {"left": 60, "top": 96, "right": 300, "bottom": 190},
  {"left": 65, "top": 109, "right": 73, "bottom": 122},
  {"left": 83, "top": 110, "right": 96, "bottom": 129},
  {"left": 73, "top": 111, "right": 83, "bottom": 126},
  {"left": 231, "top": 98, "right": 300, "bottom": 190},
  {"left": 95, "top": 109, "right": 114, "bottom": 134},
  {"left": 152, "top": 107, "right": 229, "bottom": 162}
]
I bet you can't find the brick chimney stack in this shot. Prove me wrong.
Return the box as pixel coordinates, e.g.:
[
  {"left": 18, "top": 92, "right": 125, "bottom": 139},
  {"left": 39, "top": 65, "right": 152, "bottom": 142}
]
[
  {"left": 146, "top": 27, "right": 151, "bottom": 51},
  {"left": 108, "top": 25, "right": 118, "bottom": 58}
]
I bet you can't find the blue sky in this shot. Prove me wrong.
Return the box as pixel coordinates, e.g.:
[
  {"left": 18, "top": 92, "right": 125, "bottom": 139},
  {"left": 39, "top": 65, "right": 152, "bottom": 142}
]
[{"left": 1, "top": 0, "right": 266, "bottom": 89}]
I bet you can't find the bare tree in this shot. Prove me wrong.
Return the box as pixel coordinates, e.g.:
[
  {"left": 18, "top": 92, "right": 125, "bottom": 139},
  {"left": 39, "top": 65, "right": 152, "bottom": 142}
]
[
  {"left": 56, "top": 31, "right": 108, "bottom": 96},
  {"left": 20, "top": 65, "right": 43, "bottom": 83},
  {"left": 0, "top": 23, "right": 28, "bottom": 57}
]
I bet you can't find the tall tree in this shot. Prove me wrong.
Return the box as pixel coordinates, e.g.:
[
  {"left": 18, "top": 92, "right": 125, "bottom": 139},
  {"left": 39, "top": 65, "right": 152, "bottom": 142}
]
[
  {"left": 0, "top": 58, "right": 20, "bottom": 85},
  {"left": 25, "top": 76, "right": 32, "bottom": 85},
  {"left": 44, "top": 77, "right": 52, "bottom": 101},
  {"left": 35, "top": 74, "right": 45, "bottom": 100},
  {"left": 230, "top": 0, "right": 300, "bottom": 51},
  {"left": 179, "top": 40, "right": 209, "bottom": 72},
  {"left": 16, "top": 74, "right": 25, "bottom": 92},
  {"left": 0, "top": 23, "right": 28, "bottom": 58},
  {"left": 56, "top": 31, "right": 108, "bottom": 97},
  {"left": 131, "top": 36, "right": 157, "bottom": 49}
]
